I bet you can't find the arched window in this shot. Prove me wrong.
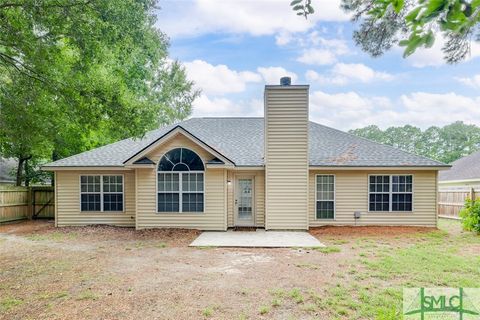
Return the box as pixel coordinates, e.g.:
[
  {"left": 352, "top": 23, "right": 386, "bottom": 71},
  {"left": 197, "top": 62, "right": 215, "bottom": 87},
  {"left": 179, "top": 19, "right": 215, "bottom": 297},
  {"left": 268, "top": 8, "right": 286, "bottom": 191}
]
[{"left": 157, "top": 148, "right": 204, "bottom": 213}]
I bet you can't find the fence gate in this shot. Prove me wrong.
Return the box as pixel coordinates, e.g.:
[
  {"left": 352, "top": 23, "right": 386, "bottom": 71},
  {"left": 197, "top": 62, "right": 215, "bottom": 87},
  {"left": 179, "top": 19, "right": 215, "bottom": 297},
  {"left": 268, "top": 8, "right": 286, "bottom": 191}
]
[{"left": 0, "top": 186, "right": 54, "bottom": 223}]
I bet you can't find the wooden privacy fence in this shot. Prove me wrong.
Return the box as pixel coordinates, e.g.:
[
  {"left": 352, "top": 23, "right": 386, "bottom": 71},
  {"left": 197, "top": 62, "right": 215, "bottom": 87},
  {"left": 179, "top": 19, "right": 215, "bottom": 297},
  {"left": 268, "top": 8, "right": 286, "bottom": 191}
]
[
  {"left": 0, "top": 186, "right": 54, "bottom": 223},
  {"left": 438, "top": 187, "right": 477, "bottom": 219}
]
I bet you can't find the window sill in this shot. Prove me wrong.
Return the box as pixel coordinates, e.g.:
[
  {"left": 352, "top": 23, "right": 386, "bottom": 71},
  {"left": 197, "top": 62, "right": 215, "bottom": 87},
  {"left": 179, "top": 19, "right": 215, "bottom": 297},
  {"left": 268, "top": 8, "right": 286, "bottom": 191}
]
[
  {"left": 156, "top": 212, "right": 205, "bottom": 214},
  {"left": 366, "top": 211, "right": 413, "bottom": 213},
  {"left": 81, "top": 211, "right": 126, "bottom": 214}
]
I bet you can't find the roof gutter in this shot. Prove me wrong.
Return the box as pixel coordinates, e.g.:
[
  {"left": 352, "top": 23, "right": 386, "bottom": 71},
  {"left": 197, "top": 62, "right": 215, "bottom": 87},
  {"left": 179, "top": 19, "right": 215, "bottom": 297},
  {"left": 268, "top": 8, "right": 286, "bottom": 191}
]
[{"left": 41, "top": 166, "right": 131, "bottom": 171}]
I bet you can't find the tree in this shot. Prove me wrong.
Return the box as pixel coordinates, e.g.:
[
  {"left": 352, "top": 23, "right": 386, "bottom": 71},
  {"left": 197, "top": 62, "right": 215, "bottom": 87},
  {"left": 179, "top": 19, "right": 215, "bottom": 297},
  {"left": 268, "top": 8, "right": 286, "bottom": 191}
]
[
  {"left": 350, "top": 121, "right": 480, "bottom": 163},
  {"left": 0, "top": 0, "right": 199, "bottom": 185},
  {"left": 291, "top": 0, "right": 480, "bottom": 63}
]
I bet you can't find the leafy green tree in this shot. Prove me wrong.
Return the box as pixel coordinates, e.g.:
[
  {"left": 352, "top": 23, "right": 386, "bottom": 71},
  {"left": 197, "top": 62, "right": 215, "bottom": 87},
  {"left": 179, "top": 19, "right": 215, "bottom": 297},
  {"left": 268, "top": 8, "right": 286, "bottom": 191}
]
[
  {"left": 0, "top": 0, "right": 199, "bottom": 185},
  {"left": 291, "top": 0, "right": 480, "bottom": 63},
  {"left": 350, "top": 121, "right": 480, "bottom": 163}
]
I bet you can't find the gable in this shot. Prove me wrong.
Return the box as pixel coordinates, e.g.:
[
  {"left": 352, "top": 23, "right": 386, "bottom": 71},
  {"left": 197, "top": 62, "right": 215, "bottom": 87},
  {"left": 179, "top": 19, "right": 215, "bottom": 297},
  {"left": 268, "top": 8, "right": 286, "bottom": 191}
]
[
  {"left": 124, "top": 127, "right": 235, "bottom": 167},
  {"left": 145, "top": 133, "right": 215, "bottom": 164}
]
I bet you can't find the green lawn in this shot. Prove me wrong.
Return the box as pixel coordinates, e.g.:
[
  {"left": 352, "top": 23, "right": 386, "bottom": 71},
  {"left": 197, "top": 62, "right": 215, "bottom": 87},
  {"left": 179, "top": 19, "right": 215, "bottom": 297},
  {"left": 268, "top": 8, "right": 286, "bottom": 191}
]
[{"left": 312, "top": 219, "right": 480, "bottom": 319}]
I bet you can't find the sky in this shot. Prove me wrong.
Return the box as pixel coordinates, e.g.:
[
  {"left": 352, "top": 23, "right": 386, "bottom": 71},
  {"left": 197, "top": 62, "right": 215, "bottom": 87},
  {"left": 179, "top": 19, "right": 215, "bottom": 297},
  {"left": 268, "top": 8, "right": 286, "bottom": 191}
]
[{"left": 156, "top": 0, "right": 480, "bottom": 131}]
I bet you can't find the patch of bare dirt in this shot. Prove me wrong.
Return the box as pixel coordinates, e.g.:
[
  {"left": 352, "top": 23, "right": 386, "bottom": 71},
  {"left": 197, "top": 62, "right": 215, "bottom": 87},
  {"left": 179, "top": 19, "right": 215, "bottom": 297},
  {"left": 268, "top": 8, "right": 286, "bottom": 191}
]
[
  {"left": 0, "top": 220, "right": 53, "bottom": 235},
  {"left": 310, "top": 225, "right": 437, "bottom": 238},
  {"left": 0, "top": 220, "right": 200, "bottom": 246},
  {"left": 0, "top": 220, "right": 457, "bottom": 320}
]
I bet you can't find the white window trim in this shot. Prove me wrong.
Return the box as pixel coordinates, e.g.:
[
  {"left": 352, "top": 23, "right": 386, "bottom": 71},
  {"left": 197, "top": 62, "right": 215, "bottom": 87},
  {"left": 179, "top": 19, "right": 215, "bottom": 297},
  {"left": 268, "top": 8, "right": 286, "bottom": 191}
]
[
  {"left": 79, "top": 174, "right": 125, "bottom": 213},
  {"left": 315, "top": 174, "right": 336, "bottom": 220},
  {"left": 156, "top": 171, "right": 205, "bottom": 213},
  {"left": 367, "top": 174, "right": 414, "bottom": 213}
]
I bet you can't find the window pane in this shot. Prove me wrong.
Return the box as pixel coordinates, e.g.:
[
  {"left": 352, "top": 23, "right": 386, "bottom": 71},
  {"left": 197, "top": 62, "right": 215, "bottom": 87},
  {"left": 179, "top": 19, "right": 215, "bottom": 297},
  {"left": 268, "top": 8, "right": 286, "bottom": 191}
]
[
  {"left": 103, "top": 194, "right": 123, "bottom": 211},
  {"left": 103, "top": 175, "right": 123, "bottom": 193},
  {"left": 158, "top": 148, "right": 204, "bottom": 172},
  {"left": 369, "top": 175, "right": 390, "bottom": 194},
  {"left": 81, "top": 194, "right": 101, "bottom": 211},
  {"left": 160, "top": 173, "right": 179, "bottom": 192},
  {"left": 316, "top": 201, "right": 334, "bottom": 219},
  {"left": 157, "top": 193, "right": 179, "bottom": 212},
  {"left": 392, "top": 193, "right": 412, "bottom": 211},
  {"left": 81, "top": 175, "right": 101, "bottom": 193},
  {"left": 197, "top": 173, "right": 204, "bottom": 191},
  {"left": 181, "top": 148, "right": 204, "bottom": 171},
  {"left": 182, "top": 193, "right": 204, "bottom": 212},
  {"left": 316, "top": 175, "right": 334, "bottom": 201},
  {"left": 369, "top": 193, "right": 390, "bottom": 211}
]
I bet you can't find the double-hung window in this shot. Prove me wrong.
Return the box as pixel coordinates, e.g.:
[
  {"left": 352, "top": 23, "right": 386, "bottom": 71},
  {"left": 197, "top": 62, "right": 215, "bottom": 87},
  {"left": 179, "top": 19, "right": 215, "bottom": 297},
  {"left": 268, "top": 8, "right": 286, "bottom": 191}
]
[
  {"left": 369, "top": 175, "right": 413, "bottom": 212},
  {"left": 316, "top": 175, "right": 335, "bottom": 219},
  {"left": 80, "top": 175, "right": 124, "bottom": 212},
  {"left": 157, "top": 148, "right": 204, "bottom": 213}
]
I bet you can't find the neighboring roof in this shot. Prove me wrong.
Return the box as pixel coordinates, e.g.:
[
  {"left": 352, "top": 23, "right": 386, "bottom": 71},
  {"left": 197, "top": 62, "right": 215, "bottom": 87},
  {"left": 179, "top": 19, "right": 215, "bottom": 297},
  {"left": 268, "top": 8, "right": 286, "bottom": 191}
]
[
  {"left": 0, "top": 158, "right": 16, "bottom": 183},
  {"left": 43, "top": 117, "right": 447, "bottom": 168},
  {"left": 439, "top": 150, "right": 480, "bottom": 182}
]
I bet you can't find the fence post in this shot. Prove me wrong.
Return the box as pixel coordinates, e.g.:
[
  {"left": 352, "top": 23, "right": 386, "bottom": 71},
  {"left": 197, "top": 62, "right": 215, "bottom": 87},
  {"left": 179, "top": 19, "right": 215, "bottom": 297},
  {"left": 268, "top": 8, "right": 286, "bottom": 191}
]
[
  {"left": 470, "top": 188, "right": 475, "bottom": 201},
  {"left": 27, "top": 187, "right": 32, "bottom": 220}
]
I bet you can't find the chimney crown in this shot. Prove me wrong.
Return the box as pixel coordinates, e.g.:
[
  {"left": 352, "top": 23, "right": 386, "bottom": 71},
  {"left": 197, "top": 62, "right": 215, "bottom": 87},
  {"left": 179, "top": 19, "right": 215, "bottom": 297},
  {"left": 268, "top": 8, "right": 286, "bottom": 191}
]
[{"left": 280, "top": 76, "right": 291, "bottom": 86}]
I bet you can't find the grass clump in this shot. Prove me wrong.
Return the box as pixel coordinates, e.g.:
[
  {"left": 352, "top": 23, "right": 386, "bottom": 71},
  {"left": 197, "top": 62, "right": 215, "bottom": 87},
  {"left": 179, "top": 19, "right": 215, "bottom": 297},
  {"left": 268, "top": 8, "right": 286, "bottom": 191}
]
[
  {"left": 259, "top": 305, "right": 270, "bottom": 315},
  {"left": 202, "top": 306, "right": 214, "bottom": 317},
  {"left": 271, "top": 298, "right": 281, "bottom": 307},
  {"left": 76, "top": 290, "right": 98, "bottom": 301},
  {"left": 0, "top": 297, "right": 23, "bottom": 312},
  {"left": 288, "top": 288, "right": 304, "bottom": 303},
  {"left": 315, "top": 246, "right": 341, "bottom": 254}
]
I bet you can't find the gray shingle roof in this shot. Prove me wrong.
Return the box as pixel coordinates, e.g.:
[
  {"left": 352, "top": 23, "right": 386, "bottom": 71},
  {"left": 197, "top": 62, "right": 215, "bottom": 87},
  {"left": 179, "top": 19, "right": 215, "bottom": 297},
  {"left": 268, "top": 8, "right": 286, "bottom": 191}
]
[
  {"left": 439, "top": 150, "right": 480, "bottom": 182},
  {"left": 44, "top": 117, "right": 447, "bottom": 168}
]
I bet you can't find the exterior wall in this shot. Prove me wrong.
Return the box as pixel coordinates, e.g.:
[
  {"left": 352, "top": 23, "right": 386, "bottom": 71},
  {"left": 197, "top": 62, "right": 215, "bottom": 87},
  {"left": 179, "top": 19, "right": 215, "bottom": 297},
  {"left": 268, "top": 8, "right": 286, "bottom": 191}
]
[
  {"left": 264, "top": 86, "right": 309, "bottom": 230},
  {"left": 439, "top": 179, "right": 480, "bottom": 189},
  {"left": 227, "top": 170, "right": 265, "bottom": 227},
  {"left": 308, "top": 170, "right": 438, "bottom": 227},
  {"left": 56, "top": 170, "right": 136, "bottom": 227},
  {"left": 135, "top": 133, "right": 227, "bottom": 230}
]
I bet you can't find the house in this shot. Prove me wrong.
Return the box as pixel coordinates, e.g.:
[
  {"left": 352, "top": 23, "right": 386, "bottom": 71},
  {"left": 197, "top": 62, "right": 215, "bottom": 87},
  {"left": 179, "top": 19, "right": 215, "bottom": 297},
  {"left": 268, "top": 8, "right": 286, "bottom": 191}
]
[
  {"left": 438, "top": 151, "right": 480, "bottom": 218},
  {"left": 42, "top": 78, "right": 449, "bottom": 230},
  {"left": 0, "top": 158, "right": 16, "bottom": 185},
  {"left": 439, "top": 150, "right": 480, "bottom": 188}
]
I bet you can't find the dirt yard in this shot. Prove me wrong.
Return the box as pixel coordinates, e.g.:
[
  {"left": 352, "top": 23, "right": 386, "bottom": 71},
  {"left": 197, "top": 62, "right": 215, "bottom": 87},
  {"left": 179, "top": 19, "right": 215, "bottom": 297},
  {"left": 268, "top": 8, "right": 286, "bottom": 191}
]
[{"left": 1, "top": 219, "right": 479, "bottom": 319}]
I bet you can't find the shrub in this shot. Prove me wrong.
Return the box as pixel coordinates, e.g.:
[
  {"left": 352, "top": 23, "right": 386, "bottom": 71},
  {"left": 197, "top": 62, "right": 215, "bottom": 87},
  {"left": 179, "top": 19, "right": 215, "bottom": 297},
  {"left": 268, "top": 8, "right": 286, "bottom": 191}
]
[{"left": 459, "top": 198, "right": 480, "bottom": 233}]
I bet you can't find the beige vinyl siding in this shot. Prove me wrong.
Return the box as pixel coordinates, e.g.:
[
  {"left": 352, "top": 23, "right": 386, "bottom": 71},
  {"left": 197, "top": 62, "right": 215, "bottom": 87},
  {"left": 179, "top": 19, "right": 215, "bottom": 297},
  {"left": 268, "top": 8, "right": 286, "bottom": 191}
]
[
  {"left": 135, "top": 133, "right": 226, "bottom": 230},
  {"left": 309, "top": 170, "right": 438, "bottom": 227},
  {"left": 265, "top": 86, "right": 309, "bottom": 230},
  {"left": 56, "top": 170, "right": 135, "bottom": 227},
  {"left": 227, "top": 170, "right": 265, "bottom": 227}
]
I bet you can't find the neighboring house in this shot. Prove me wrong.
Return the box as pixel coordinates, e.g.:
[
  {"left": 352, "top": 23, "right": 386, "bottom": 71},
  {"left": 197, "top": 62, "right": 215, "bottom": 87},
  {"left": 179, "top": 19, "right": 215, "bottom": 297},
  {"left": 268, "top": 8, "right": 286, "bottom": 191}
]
[
  {"left": 42, "top": 79, "right": 449, "bottom": 230},
  {"left": 0, "top": 158, "right": 16, "bottom": 185},
  {"left": 439, "top": 150, "right": 480, "bottom": 188},
  {"left": 438, "top": 151, "right": 480, "bottom": 218}
]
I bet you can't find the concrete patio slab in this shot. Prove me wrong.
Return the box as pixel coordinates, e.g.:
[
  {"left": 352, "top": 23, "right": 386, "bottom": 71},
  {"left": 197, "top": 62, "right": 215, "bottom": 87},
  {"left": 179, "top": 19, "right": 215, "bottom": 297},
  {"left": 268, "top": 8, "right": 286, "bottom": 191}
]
[{"left": 189, "top": 230, "right": 324, "bottom": 248}]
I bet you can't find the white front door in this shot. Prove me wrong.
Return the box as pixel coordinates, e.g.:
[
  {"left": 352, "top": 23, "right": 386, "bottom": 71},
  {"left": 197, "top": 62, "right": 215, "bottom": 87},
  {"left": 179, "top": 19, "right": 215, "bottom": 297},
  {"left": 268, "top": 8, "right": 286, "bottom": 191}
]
[{"left": 235, "top": 177, "right": 255, "bottom": 226}]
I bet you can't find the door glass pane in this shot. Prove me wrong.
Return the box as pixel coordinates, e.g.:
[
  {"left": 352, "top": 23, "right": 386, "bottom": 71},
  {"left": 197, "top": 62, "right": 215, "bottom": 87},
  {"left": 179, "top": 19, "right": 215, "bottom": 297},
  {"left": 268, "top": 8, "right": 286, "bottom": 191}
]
[{"left": 238, "top": 179, "right": 253, "bottom": 220}]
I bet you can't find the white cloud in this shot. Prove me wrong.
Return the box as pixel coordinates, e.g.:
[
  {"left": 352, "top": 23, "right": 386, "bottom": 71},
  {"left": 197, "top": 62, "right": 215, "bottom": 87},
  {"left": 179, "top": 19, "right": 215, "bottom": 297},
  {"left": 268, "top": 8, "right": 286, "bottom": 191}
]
[
  {"left": 455, "top": 74, "right": 480, "bottom": 89},
  {"left": 297, "top": 49, "right": 338, "bottom": 65},
  {"left": 184, "top": 60, "right": 261, "bottom": 95},
  {"left": 296, "top": 33, "right": 350, "bottom": 65},
  {"left": 310, "top": 90, "right": 480, "bottom": 130},
  {"left": 192, "top": 94, "right": 263, "bottom": 117},
  {"left": 306, "top": 63, "right": 394, "bottom": 85},
  {"left": 157, "top": 0, "right": 348, "bottom": 38},
  {"left": 257, "top": 67, "right": 298, "bottom": 85}
]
